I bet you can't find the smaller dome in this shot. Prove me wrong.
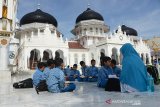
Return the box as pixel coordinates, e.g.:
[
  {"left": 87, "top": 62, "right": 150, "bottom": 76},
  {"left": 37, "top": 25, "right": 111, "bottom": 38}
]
[
  {"left": 121, "top": 25, "right": 138, "bottom": 36},
  {"left": 20, "top": 9, "right": 58, "bottom": 27},
  {"left": 76, "top": 8, "right": 104, "bottom": 24}
]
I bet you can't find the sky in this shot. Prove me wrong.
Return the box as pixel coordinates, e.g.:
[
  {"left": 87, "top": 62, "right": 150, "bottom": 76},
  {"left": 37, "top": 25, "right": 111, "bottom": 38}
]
[{"left": 17, "top": 0, "right": 160, "bottom": 39}]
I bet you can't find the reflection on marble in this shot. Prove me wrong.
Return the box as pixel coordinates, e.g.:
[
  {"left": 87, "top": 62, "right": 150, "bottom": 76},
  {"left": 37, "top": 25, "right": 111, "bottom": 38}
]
[{"left": 0, "top": 71, "right": 160, "bottom": 107}]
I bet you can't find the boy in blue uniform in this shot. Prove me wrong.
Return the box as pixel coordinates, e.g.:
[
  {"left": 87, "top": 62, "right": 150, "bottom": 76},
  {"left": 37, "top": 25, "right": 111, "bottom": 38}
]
[
  {"left": 88, "top": 59, "right": 98, "bottom": 82},
  {"left": 110, "top": 59, "right": 121, "bottom": 77},
  {"left": 68, "top": 64, "right": 80, "bottom": 81},
  {"left": 64, "top": 65, "right": 71, "bottom": 76},
  {"left": 32, "top": 62, "right": 46, "bottom": 86},
  {"left": 46, "top": 58, "right": 76, "bottom": 93},
  {"left": 78, "top": 61, "right": 89, "bottom": 82},
  {"left": 43, "top": 59, "right": 56, "bottom": 79},
  {"left": 97, "top": 56, "right": 113, "bottom": 88}
]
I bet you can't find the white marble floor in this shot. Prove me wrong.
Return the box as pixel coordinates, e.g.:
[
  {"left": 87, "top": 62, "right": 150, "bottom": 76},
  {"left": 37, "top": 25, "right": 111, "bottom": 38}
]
[{"left": 0, "top": 72, "right": 160, "bottom": 107}]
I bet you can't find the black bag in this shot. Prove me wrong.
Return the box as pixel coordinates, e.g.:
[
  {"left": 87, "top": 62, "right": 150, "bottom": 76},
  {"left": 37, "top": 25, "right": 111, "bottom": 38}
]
[
  {"left": 146, "top": 65, "right": 159, "bottom": 84},
  {"left": 105, "top": 78, "right": 121, "bottom": 92},
  {"left": 36, "top": 80, "right": 48, "bottom": 93},
  {"left": 13, "top": 78, "right": 33, "bottom": 88}
]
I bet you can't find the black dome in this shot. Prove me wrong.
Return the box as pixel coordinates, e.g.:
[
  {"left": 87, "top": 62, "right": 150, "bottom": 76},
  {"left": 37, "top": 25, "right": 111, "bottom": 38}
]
[
  {"left": 121, "top": 25, "right": 138, "bottom": 36},
  {"left": 76, "top": 8, "right": 104, "bottom": 24},
  {"left": 20, "top": 9, "right": 58, "bottom": 27}
]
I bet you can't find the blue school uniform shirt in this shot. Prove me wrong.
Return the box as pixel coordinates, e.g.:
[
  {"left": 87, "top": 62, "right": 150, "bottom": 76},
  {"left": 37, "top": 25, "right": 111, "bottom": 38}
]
[
  {"left": 46, "top": 67, "right": 65, "bottom": 93},
  {"left": 97, "top": 66, "right": 113, "bottom": 88},
  {"left": 64, "top": 68, "right": 71, "bottom": 76},
  {"left": 43, "top": 67, "right": 51, "bottom": 79},
  {"left": 112, "top": 66, "right": 121, "bottom": 77},
  {"left": 88, "top": 66, "right": 98, "bottom": 77},
  {"left": 32, "top": 68, "right": 45, "bottom": 86},
  {"left": 120, "top": 43, "right": 148, "bottom": 91},
  {"left": 69, "top": 69, "right": 80, "bottom": 76},
  {"left": 81, "top": 66, "right": 89, "bottom": 76}
]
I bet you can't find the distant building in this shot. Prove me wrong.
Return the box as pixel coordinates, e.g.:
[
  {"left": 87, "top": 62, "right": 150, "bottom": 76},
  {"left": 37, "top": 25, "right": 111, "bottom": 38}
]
[
  {"left": 1, "top": 1, "right": 151, "bottom": 73},
  {"left": 145, "top": 37, "right": 160, "bottom": 64}
]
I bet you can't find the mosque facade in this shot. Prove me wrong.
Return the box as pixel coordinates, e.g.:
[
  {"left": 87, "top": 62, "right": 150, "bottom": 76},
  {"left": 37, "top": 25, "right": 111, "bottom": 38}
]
[{"left": 0, "top": 1, "right": 151, "bottom": 73}]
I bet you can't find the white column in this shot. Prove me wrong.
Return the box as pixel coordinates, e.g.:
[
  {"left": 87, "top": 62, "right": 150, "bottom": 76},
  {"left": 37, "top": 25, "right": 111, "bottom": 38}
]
[
  {"left": 68, "top": 53, "right": 71, "bottom": 66},
  {"left": 52, "top": 50, "right": 55, "bottom": 59},
  {"left": 37, "top": 28, "right": 40, "bottom": 36},
  {"left": 0, "top": 45, "right": 11, "bottom": 83},
  {"left": 64, "top": 51, "right": 69, "bottom": 66},
  {"left": 40, "top": 50, "right": 43, "bottom": 61},
  {"left": 31, "top": 31, "right": 33, "bottom": 38},
  {"left": 0, "top": 46, "right": 9, "bottom": 71},
  {"left": 24, "top": 49, "right": 29, "bottom": 71}
]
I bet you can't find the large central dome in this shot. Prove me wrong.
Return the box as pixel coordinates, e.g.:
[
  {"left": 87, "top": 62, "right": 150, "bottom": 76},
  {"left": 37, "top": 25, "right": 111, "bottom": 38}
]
[
  {"left": 76, "top": 8, "right": 104, "bottom": 24},
  {"left": 20, "top": 9, "right": 58, "bottom": 27}
]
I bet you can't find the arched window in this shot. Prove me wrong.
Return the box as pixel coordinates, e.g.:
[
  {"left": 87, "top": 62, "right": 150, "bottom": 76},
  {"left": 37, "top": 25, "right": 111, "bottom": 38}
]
[
  {"left": 43, "top": 49, "right": 53, "bottom": 62},
  {"left": 111, "top": 48, "right": 119, "bottom": 64},
  {"left": 100, "top": 49, "right": 105, "bottom": 66},
  {"left": 146, "top": 53, "right": 149, "bottom": 64},
  {"left": 29, "top": 49, "right": 40, "bottom": 69},
  {"left": 100, "top": 49, "right": 105, "bottom": 56},
  {"left": 55, "top": 50, "right": 64, "bottom": 60}
]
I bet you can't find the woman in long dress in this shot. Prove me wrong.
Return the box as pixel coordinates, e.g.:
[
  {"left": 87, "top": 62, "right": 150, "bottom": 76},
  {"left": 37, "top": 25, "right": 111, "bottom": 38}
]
[{"left": 120, "top": 43, "right": 148, "bottom": 92}]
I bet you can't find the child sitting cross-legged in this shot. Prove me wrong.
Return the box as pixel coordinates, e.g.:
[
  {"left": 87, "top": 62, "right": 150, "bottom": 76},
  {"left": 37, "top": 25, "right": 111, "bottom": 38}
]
[
  {"left": 46, "top": 58, "right": 76, "bottom": 93},
  {"left": 68, "top": 64, "right": 80, "bottom": 81}
]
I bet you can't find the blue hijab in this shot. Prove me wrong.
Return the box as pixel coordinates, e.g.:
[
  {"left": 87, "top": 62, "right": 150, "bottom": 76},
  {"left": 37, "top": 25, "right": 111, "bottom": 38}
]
[{"left": 120, "top": 43, "right": 148, "bottom": 91}]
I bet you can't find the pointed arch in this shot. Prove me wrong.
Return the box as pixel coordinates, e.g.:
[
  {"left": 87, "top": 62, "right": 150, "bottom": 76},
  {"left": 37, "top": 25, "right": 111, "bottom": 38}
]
[
  {"left": 55, "top": 49, "right": 64, "bottom": 60},
  {"left": 100, "top": 49, "right": 105, "bottom": 66},
  {"left": 29, "top": 49, "right": 40, "bottom": 69},
  {"left": 42, "top": 49, "right": 53, "bottom": 62},
  {"left": 146, "top": 53, "right": 149, "bottom": 64},
  {"left": 111, "top": 47, "right": 119, "bottom": 64}
]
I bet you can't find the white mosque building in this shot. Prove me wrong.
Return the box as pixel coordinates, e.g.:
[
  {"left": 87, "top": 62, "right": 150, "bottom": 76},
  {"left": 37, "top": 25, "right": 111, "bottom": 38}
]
[{"left": 0, "top": 0, "right": 151, "bottom": 74}]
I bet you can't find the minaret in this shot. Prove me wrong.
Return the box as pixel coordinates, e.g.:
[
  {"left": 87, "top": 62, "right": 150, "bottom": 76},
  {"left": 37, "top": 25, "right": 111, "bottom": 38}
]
[{"left": 0, "top": 0, "right": 18, "bottom": 81}]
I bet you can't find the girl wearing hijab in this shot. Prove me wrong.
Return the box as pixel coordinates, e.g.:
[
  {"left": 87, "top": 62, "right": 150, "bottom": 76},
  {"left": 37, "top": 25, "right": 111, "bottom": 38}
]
[{"left": 120, "top": 43, "right": 148, "bottom": 92}]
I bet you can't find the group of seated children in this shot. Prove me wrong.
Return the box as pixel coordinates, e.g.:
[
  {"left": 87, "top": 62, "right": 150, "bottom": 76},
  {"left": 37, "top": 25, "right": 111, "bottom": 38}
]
[
  {"left": 33, "top": 43, "right": 153, "bottom": 93},
  {"left": 32, "top": 58, "right": 76, "bottom": 93},
  {"left": 32, "top": 57, "right": 122, "bottom": 93},
  {"left": 64, "top": 58, "right": 121, "bottom": 88},
  {"left": 64, "top": 59, "right": 99, "bottom": 82}
]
